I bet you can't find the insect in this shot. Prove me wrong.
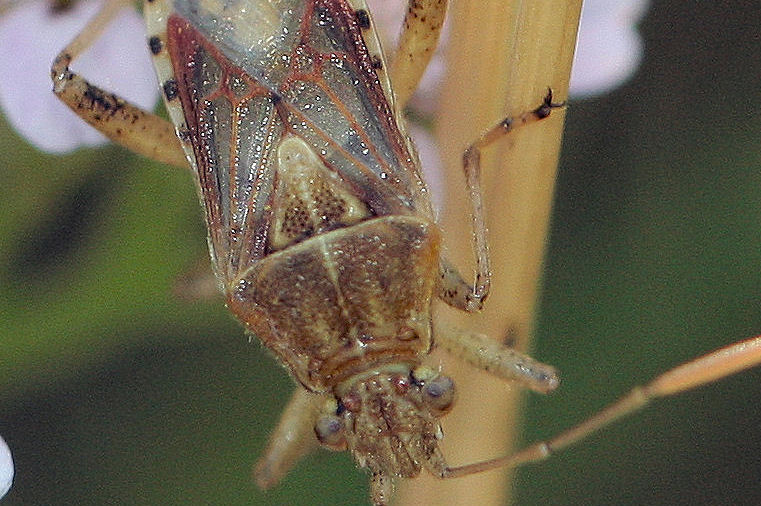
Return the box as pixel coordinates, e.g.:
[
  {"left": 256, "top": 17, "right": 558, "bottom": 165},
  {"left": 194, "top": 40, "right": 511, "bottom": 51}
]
[{"left": 48, "top": 0, "right": 761, "bottom": 504}]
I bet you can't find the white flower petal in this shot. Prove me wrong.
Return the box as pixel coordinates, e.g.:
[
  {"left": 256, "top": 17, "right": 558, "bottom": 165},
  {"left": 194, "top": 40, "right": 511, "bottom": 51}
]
[
  {"left": 0, "top": 435, "right": 12, "bottom": 499},
  {"left": 0, "top": 0, "right": 158, "bottom": 153},
  {"left": 570, "top": 0, "right": 649, "bottom": 97}
]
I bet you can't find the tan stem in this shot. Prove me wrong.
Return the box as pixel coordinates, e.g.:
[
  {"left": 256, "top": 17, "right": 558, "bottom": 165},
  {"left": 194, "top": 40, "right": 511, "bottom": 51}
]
[{"left": 395, "top": 0, "right": 582, "bottom": 504}]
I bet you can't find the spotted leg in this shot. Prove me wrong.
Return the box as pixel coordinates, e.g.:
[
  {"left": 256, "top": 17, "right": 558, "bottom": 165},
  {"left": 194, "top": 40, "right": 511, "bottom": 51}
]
[
  {"left": 387, "top": 0, "right": 448, "bottom": 109},
  {"left": 435, "top": 323, "right": 559, "bottom": 394},
  {"left": 51, "top": 0, "right": 186, "bottom": 168}
]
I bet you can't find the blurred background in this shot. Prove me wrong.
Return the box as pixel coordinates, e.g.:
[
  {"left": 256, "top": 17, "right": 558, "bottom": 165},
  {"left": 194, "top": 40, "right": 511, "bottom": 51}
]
[{"left": 2, "top": 1, "right": 761, "bottom": 505}]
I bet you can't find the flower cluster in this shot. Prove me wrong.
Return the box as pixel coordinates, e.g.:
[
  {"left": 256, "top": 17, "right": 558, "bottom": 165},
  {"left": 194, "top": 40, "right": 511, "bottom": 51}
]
[{"left": 0, "top": 0, "right": 648, "bottom": 155}]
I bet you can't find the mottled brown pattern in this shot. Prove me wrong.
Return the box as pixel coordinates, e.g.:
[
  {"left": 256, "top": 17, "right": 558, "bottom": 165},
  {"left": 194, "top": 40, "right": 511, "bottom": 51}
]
[
  {"left": 228, "top": 215, "right": 439, "bottom": 390},
  {"left": 268, "top": 137, "right": 371, "bottom": 251}
]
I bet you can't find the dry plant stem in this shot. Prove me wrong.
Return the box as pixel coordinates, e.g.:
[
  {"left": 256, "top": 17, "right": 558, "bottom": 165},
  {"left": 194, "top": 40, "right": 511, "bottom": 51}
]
[{"left": 394, "top": 1, "right": 582, "bottom": 505}]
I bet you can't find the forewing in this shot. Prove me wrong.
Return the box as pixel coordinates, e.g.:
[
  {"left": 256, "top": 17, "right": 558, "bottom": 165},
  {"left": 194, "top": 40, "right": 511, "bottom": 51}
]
[{"left": 144, "top": 0, "right": 432, "bottom": 284}]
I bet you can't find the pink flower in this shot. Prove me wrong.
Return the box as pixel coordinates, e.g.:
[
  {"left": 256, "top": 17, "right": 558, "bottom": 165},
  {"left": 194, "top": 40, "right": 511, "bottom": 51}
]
[{"left": 0, "top": 0, "right": 158, "bottom": 153}]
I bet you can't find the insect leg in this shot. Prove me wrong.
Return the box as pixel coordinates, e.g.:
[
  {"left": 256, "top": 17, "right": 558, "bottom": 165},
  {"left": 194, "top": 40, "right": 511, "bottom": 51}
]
[
  {"left": 389, "top": 0, "right": 448, "bottom": 108},
  {"left": 435, "top": 325, "right": 559, "bottom": 394},
  {"left": 435, "top": 334, "right": 761, "bottom": 479},
  {"left": 253, "top": 388, "right": 325, "bottom": 490},
  {"left": 50, "top": 0, "right": 186, "bottom": 168},
  {"left": 437, "top": 89, "right": 565, "bottom": 313}
]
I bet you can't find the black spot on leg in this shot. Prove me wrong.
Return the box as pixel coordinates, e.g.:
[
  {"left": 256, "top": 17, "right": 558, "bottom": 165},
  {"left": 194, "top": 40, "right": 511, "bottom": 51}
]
[
  {"left": 177, "top": 128, "right": 191, "bottom": 143},
  {"left": 370, "top": 55, "right": 383, "bottom": 70},
  {"left": 51, "top": 0, "right": 75, "bottom": 14},
  {"left": 534, "top": 103, "right": 552, "bottom": 119},
  {"left": 356, "top": 9, "right": 371, "bottom": 29},
  {"left": 83, "top": 84, "right": 123, "bottom": 117},
  {"left": 502, "top": 326, "right": 518, "bottom": 347},
  {"left": 83, "top": 85, "right": 106, "bottom": 107},
  {"left": 148, "top": 36, "right": 163, "bottom": 55},
  {"left": 163, "top": 79, "right": 178, "bottom": 101}
]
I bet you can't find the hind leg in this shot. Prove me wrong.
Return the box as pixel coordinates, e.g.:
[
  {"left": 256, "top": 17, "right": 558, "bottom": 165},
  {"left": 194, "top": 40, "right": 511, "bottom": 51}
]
[{"left": 387, "top": 0, "right": 448, "bottom": 108}]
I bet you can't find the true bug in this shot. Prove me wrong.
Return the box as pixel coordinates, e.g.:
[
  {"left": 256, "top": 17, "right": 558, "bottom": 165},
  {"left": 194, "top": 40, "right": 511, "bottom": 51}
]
[{"left": 47, "top": 0, "right": 761, "bottom": 504}]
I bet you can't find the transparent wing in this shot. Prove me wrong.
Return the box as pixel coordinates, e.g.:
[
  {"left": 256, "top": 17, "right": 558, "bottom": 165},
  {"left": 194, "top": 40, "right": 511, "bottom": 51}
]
[{"left": 163, "top": 0, "right": 431, "bottom": 283}]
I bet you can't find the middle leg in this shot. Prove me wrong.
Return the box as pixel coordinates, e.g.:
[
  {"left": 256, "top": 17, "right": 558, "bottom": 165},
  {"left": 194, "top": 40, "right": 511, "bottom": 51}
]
[
  {"left": 253, "top": 388, "right": 327, "bottom": 490},
  {"left": 437, "top": 90, "right": 565, "bottom": 313}
]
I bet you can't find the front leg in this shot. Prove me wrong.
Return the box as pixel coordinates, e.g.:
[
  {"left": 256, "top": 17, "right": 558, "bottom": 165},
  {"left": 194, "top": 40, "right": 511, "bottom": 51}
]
[
  {"left": 435, "top": 322, "right": 559, "bottom": 394},
  {"left": 253, "top": 388, "right": 326, "bottom": 490}
]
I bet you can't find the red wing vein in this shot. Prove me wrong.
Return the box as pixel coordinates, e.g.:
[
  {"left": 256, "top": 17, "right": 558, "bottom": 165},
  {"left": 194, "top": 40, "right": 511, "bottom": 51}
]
[{"left": 236, "top": 100, "right": 284, "bottom": 274}]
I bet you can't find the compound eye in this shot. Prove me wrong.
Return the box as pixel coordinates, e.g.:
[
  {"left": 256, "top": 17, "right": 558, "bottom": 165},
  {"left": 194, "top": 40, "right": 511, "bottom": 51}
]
[
  {"left": 422, "top": 374, "right": 455, "bottom": 415},
  {"left": 314, "top": 414, "right": 346, "bottom": 450}
]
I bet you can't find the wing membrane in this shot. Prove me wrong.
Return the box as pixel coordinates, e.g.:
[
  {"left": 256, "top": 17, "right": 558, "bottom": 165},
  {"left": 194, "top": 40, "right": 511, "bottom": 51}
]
[{"left": 165, "top": 0, "right": 431, "bottom": 282}]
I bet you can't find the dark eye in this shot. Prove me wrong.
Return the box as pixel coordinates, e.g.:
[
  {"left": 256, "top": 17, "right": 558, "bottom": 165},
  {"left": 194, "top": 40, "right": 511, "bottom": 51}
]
[
  {"left": 314, "top": 414, "right": 346, "bottom": 450},
  {"left": 422, "top": 374, "right": 455, "bottom": 414}
]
